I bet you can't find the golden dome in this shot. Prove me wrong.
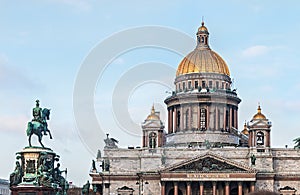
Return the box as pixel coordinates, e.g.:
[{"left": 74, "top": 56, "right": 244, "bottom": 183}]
[
  {"left": 198, "top": 21, "right": 208, "bottom": 32},
  {"left": 241, "top": 122, "right": 248, "bottom": 135},
  {"left": 252, "top": 105, "right": 266, "bottom": 120},
  {"left": 146, "top": 105, "right": 160, "bottom": 120},
  {"left": 176, "top": 49, "right": 230, "bottom": 76},
  {"left": 176, "top": 22, "right": 230, "bottom": 77}
]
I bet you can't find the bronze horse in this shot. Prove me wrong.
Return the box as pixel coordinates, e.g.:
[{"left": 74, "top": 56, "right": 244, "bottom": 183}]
[{"left": 27, "top": 108, "right": 52, "bottom": 148}]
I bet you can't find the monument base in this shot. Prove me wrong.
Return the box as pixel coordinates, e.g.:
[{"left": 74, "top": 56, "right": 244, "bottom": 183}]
[{"left": 10, "top": 184, "right": 59, "bottom": 195}]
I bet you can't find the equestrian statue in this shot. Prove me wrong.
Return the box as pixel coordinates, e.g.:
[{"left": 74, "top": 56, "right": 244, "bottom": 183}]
[{"left": 26, "top": 100, "right": 52, "bottom": 148}]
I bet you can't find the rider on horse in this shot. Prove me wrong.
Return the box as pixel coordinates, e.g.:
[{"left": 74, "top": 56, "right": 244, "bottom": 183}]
[{"left": 32, "top": 100, "right": 47, "bottom": 135}]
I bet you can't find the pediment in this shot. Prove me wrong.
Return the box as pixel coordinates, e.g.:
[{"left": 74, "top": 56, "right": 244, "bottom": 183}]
[
  {"left": 142, "top": 120, "right": 163, "bottom": 128},
  {"left": 161, "top": 153, "right": 255, "bottom": 173},
  {"left": 249, "top": 120, "right": 270, "bottom": 127}
]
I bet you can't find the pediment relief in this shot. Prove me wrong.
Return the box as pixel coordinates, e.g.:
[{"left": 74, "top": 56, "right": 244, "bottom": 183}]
[{"left": 162, "top": 153, "right": 255, "bottom": 173}]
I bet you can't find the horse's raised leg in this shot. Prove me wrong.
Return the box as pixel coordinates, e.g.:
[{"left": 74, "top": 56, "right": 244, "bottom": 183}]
[{"left": 47, "top": 129, "right": 53, "bottom": 139}]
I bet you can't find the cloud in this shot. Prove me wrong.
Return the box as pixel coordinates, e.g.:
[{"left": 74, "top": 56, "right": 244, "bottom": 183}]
[{"left": 241, "top": 45, "right": 270, "bottom": 58}]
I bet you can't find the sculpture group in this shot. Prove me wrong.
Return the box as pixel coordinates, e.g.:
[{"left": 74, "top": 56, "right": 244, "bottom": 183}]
[{"left": 10, "top": 100, "right": 69, "bottom": 195}]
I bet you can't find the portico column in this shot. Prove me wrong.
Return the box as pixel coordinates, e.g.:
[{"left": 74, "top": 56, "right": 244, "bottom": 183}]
[
  {"left": 161, "top": 182, "right": 165, "bottom": 195},
  {"left": 212, "top": 181, "right": 217, "bottom": 195},
  {"left": 199, "top": 181, "right": 204, "bottom": 195},
  {"left": 225, "top": 181, "right": 230, "bottom": 195},
  {"left": 250, "top": 182, "right": 255, "bottom": 192},
  {"left": 187, "top": 181, "right": 191, "bottom": 195},
  {"left": 174, "top": 181, "right": 178, "bottom": 195},
  {"left": 238, "top": 182, "right": 242, "bottom": 195}
]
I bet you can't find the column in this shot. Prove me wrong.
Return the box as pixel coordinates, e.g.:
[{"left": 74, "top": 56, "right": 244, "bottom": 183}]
[
  {"left": 168, "top": 109, "right": 171, "bottom": 134},
  {"left": 189, "top": 105, "right": 192, "bottom": 130},
  {"left": 187, "top": 182, "right": 191, "bottom": 195},
  {"left": 180, "top": 107, "right": 183, "bottom": 131},
  {"left": 161, "top": 182, "right": 165, "bottom": 195},
  {"left": 215, "top": 106, "right": 219, "bottom": 130},
  {"left": 170, "top": 108, "right": 173, "bottom": 133},
  {"left": 238, "top": 182, "right": 243, "bottom": 195},
  {"left": 174, "top": 182, "right": 178, "bottom": 195},
  {"left": 223, "top": 107, "right": 226, "bottom": 130},
  {"left": 234, "top": 108, "right": 238, "bottom": 129},
  {"left": 174, "top": 107, "right": 177, "bottom": 133},
  {"left": 206, "top": 105, "right": 210, "bottom": 129},
  {"left": 225, "top": 182, "right": 230, "bottom": 195},
  {"left": 212, "top": 182, "right": 217, "bottom": 195},
  {"left": 250, "top": 182, "right": 255, "bottom": 192},
  {"left": 229, "top": 107, "right": 232, "bottom": 129},
  {"left": 197, "top": 105, "right": 200, "bottom": 130},
  {"left": 199, "top": 182, "right": 204, "bottom": 195}
]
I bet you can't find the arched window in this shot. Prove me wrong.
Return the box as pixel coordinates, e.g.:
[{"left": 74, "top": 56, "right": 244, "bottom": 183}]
[
  {"left": 149, "top": 132, "right": 157, "bottom": 148},
  {"left": 257, "top": 132, "right": 264, "bottom": 145},
  {"left": 200, "top": 108, "right": 207, "bottom": 130}
]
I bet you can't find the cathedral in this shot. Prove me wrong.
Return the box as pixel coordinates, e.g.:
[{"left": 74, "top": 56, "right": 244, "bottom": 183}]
[{"left": 90, "top": 22, "right": 300, "bottom": 195}]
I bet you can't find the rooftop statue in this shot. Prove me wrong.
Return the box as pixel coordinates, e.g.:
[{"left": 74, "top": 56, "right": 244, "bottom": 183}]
[{"left": 26, "top": 100, "right": 52, "bottom": 148}]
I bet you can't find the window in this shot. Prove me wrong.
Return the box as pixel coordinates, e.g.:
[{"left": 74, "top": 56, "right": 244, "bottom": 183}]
[
  {"left": 188, "top": 81, "right": 191, "bottom": 89},
  {"left": 195, "top": 81, "right": 199, "bottom": 89},
  {"left": 202, "top": 81, "right": 206, "bottom": 88},
  {"left": 178, "top": 83, "right": 181, "bottom": 91},
  {"left": 209, "top": 81, "right": 212, "bottom": 88},
  {"left": 177, "top": 111, "right": 181, "bottom": 129},
  {"left": 225, "top": 110, "right": 229, "bottom": 129},
  {"left": 183, "top": 82, "right": 186, "bottom": 90},
  {"left": 221, "top": 82, "right": 224, "bottom": 89},
  {"left": 149, "top": 132, "right": 157, "bottom": 148},
  {"left": 257, "top": 132, "right": 264, "bottom": 145},
  {"left": 216, "top": 81, "right": 219, "bottom": 89},
  {"left": 200, "top": 108, "right": 207, "bottom": 130}
]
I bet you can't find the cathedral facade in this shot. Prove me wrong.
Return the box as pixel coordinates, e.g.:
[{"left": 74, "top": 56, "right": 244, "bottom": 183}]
[{"left": 90, "top": 23, "right": 300, "bottom": 195}]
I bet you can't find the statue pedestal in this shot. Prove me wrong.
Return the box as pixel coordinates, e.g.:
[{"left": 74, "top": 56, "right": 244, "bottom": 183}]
[
  {"left": 10, "top": 185, "right": 57, "bottom": 195},
  {"left": 10, "top": 146, "right": 66, "bottom": 195}
]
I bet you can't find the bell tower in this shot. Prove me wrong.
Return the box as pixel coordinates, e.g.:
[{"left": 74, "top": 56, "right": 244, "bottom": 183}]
[
  {"left": 248, "top": 105, "right": 272, "bottom": 149},
  {"left": 141, "top": 105, "right": 165, "bottom": 148}
]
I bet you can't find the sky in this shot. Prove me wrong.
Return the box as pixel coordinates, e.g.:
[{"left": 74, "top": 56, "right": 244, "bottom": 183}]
[{"left": 1, "top": 0, "right": 300, "bottom": 186}]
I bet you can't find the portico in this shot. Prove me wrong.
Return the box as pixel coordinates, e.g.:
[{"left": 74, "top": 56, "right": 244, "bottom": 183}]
[{"left": 160, "top": 153, "right": 256, "bottom": 195}]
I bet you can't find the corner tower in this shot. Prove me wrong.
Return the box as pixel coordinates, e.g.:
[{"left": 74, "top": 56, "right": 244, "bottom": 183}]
[{"left": 164, "top": 22, "right": 241, "bottom": 147}]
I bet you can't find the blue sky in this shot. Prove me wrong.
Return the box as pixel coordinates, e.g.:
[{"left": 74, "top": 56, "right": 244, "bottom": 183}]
[{"left": 1, "top": 0, "right": 300, "bottom": 186}]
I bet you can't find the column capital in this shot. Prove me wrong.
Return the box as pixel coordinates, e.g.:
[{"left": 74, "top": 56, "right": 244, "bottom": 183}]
[
  {"left": 225, "top": 181, "right": 230, "bottom": 186},
  {"left": 187, "top": 181, "right": 191, "bottom": 186}
]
